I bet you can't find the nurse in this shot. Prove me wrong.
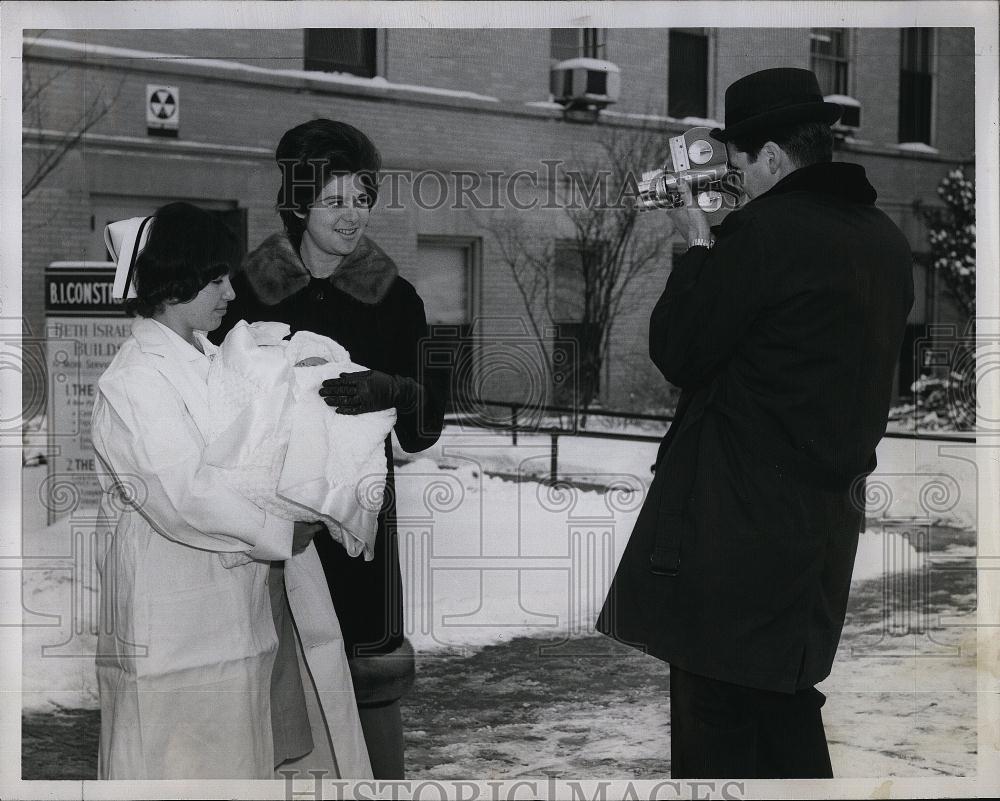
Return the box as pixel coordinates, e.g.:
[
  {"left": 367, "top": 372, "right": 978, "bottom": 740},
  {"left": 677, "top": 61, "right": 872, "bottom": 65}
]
[{"left": 91, "top": 202, "right": 371, "bottom": 779}]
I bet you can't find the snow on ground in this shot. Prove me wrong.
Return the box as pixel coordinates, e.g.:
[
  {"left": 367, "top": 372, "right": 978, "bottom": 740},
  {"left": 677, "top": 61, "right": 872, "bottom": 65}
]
[
  {"left": 413, "top": 426, "right": 977, "bottom": 528},
  {"left": 19, "top": 429, "right": 978, "bottom": 715}
]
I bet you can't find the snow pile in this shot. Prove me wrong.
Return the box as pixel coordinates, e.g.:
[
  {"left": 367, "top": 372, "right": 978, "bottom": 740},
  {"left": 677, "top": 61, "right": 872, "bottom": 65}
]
[
  {"left": 22, "top": 414, "right": 47, "bottom": 466},
  {"left": 21, "top": 510, "right": 102, "bottom": 712},
  {"left": 852, "top": 530, "right": 924, "bottom": 583},
  {"left": 860, "top": 438, "right": 976, "bottom": 530},
  {"left": 393, "top": 458, "right": 645, "bottom": 653}
]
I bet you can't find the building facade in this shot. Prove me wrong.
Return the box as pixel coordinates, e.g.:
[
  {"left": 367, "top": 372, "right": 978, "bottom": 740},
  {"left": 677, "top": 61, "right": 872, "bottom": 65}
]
[{"left": 22, "top": 27, "right": 975, "bottom": 417}]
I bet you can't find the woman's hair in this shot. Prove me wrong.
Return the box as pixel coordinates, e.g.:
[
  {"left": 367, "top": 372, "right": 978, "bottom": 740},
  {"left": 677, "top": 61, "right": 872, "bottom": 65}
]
[
  {"left": 274, "top": 119, "right": 382, "bottom": 251},
  {"left": 125, "top": 202, "right": 240, "bottom": 318}
]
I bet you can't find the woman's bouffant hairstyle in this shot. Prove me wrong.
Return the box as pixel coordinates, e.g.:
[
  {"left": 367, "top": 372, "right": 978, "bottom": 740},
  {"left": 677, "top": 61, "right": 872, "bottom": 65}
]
[
  {"left": 274, "top": 119, "right": 382, "bottom": 251},
  {"left": 124, "top": 202, "right": 240, "bottom": 318}
]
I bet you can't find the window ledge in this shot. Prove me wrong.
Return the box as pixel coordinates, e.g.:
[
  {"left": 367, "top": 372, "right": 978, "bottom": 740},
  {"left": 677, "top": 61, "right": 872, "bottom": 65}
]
[{"left": 838, "top": 137, "right": 961, "bottom": 163}]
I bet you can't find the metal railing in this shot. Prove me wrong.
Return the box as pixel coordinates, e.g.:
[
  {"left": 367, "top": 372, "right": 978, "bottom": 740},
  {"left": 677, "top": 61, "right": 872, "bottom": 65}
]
[{"left": 445, "top": 396, "right": 976, "bottom": 484}]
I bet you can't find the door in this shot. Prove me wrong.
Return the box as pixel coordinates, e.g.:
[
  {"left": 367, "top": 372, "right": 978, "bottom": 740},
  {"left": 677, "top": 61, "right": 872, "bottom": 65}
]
[{"left": 89, "top": 196, "right": 247, "bottom": 262}]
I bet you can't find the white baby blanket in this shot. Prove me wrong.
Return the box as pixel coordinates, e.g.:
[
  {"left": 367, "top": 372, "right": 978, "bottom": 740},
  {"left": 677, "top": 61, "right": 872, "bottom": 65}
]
[{"left": 202, "top": 320, "right": 395, "bottom": 560}]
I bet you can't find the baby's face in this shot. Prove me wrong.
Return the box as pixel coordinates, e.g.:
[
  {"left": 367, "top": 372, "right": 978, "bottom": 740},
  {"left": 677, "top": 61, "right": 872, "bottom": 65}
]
[{"left": 295, "top": 356, "right": 329, "bottom": 367}]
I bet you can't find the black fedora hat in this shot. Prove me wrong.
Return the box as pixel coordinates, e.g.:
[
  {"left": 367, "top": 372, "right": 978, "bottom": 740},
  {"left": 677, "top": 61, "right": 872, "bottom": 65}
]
[{"left": 711, "top": 68, "right": 843, "bottom": 143}]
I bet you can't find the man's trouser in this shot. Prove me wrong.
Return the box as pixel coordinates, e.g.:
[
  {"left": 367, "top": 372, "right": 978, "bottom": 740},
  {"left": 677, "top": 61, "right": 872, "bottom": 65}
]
[{"left": 669, "top": 664, "right": 834, "bottom": 779}]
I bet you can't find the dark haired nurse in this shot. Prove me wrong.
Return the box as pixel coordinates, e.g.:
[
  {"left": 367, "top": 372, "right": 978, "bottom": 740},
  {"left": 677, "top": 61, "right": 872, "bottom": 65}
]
[
  {"left": 213, "top": 119, "right": 449, "bottom": 778},
  {"left": 92, "top": 202, "right": 371, "bottom": 779}
]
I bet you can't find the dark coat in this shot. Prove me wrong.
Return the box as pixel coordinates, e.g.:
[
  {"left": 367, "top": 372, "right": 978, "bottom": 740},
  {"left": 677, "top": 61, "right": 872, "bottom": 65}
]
[
  {"left": 212, "top": 233, "right": 449, "bottom": 660},
  {"left": 595, "top": 162, "right": 914, "bottom": 693}
]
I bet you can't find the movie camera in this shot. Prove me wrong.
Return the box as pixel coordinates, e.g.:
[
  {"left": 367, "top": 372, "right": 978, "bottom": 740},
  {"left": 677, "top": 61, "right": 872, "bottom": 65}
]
[{"left": 635, "top": 127, "right": 744, "bottom": 213}]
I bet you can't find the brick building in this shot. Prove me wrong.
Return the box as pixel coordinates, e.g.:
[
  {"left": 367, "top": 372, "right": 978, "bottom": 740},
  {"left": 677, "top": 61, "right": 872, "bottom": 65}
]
[{"left": 22, "top": 27, "right": 975, "bottom": 415}]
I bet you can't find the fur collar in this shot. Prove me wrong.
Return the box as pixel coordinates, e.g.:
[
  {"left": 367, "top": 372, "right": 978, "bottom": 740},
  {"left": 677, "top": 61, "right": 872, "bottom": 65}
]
[{"left": 240, "top": 232, "right": 400, "bottom": 306}]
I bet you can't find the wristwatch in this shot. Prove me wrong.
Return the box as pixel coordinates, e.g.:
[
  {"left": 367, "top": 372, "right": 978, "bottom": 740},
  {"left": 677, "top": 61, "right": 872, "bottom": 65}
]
[{"left": 688, "top": 238, "right": 714, "bottom": 250}]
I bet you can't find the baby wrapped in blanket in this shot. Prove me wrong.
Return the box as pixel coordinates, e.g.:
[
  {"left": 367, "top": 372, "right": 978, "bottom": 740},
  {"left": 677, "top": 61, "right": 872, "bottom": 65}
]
[{"left": 202, "top": 319, "right": 395, "bottom": 560}]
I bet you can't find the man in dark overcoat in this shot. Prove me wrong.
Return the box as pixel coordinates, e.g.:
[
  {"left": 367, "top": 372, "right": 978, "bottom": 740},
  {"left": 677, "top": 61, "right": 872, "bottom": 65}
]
[{"left": 595, "top": 68, "right": 915, "bottom": 778}]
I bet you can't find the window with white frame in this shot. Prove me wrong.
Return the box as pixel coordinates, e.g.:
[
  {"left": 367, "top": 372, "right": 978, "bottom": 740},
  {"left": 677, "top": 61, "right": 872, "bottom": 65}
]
[{"left": 810, "top": 29, "right": 850, "bottom": 96}]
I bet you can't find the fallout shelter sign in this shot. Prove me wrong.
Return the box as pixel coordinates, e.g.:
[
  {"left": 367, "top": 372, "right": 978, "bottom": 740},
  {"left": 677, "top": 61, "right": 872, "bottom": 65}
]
[{"left": 146, "top": 84, "right": 179, "bottom": 137}]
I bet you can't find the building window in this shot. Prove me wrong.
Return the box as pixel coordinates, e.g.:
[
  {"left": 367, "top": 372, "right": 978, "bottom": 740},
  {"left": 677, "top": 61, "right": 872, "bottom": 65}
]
[
  {"left": 404, "top": 236, "right": 479, "bottom": 400},
  {"left": 899, "top": 28, "right": 934, "bottom": 144},
  {"left": 304, "top": 29, "right": 377, "bottom": 77},
  {"left": 409, "top": 239, "right": 473, "bottom": 326},
  {"left": 668, "top": 29, "right": 709, "bottom": 119},
  {"left": 552, "top": 240, "right": 602, "bottom": 405},
  {"left": 810, "top": 29, "right": 849, "bottom": 96},
  {"left": 550, "top": 28, "right": 607, "bottom": 61}
]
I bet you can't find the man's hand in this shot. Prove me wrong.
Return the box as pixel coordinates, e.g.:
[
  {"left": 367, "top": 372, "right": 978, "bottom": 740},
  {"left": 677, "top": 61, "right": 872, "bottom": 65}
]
[
  {"left": 292, "top": 521, "right": 325, "bottom": 555},
  {"left": 666, "top": 180, "right": 713, "bottom": 247},
  {"left": 319, "top": 369, "right": 418, "bottom": 414}
]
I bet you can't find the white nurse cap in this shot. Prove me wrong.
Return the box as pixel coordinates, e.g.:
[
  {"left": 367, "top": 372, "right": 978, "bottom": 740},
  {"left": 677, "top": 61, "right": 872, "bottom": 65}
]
[{"left": 105, "top": 216, "right": 154, "bottom": 301}]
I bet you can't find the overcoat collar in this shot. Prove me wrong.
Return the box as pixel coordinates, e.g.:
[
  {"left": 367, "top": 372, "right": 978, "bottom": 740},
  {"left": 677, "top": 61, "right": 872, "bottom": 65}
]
[
  {"left": 240, "top": 232, "right": 400, "bottom": 307},
  {"left": 757, "top": 161, "right": 878, "bottom": 205},
  {"left": 129, "top": 317, "right": 217, "bottom": 439}
]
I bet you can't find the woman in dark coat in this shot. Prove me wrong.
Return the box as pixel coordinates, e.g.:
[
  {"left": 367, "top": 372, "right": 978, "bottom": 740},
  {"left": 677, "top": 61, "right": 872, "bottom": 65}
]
[{"left": 212, "top": 119, "right": 448, "bottom": 778}]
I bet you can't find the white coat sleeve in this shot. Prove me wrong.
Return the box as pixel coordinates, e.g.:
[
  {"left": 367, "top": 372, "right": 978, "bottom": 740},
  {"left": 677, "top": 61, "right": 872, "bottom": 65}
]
[{"left": 93, "top": 364, "right": 293, "bottom": 561}]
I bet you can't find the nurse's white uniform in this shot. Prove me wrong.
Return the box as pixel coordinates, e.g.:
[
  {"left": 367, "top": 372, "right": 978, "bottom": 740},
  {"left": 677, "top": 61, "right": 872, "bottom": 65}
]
[{"left": 91, "top": 316, "right": 371, "bottom": 780}]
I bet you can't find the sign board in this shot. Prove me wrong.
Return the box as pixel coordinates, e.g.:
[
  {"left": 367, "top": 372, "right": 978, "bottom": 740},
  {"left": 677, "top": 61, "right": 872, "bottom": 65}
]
[
  {"left": 146, "top": 84, "right": 179, "bottom": 137},
  {"left": 45, "top": 262, "right": 133, "bottom": 522}
]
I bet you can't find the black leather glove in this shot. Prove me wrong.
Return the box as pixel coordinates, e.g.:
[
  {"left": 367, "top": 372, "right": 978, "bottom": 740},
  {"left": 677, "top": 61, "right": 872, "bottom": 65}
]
[{"left": 319, "top": 369, "right": 419, "bottom": 415}]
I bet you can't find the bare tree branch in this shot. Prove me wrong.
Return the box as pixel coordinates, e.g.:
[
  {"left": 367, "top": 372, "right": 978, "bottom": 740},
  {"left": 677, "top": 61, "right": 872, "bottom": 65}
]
[
  {"left": 481, "top": 121, "right": 680, "bottom": 415},
  {"left": 22, "top": 51, "right": 126, "bottom": 199},
  {"left": 477, "top": 214, "right": 551, "bottom": 343}
]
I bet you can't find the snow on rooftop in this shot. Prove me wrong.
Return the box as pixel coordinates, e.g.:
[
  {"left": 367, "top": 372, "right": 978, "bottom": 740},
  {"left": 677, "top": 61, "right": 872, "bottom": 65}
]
[
  {"left": 599, "top": 109, "right": 724, "bottom": 129},
  {"left": 552, "top": 57, "right": 620, "bottom": 72},
  {"left": 824, "top": 94, "right": 861, "bottom": 107},
  {"left": 896, "top": 142, "right": 941, "bottom": 155},
  {"left": 600, "top": 109, "right": 671, "bottom": 123},
  {"left": 674, "top": 115, "right": 724, "bottom": 129},
  {"left": 525, "top": 100, "right": 565, "bottom": 111},
  {"left": 24, "top": 36, "right": 500, "bottom": 104}
]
